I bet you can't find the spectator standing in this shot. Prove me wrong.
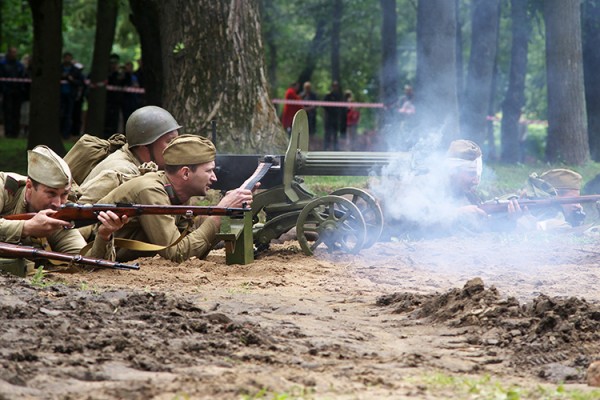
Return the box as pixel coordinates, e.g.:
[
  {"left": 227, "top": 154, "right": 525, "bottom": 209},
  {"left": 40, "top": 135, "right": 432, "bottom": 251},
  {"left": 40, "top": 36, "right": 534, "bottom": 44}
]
[
  {"left": 323, "top": 81, "right": 344, "bottom": 151},
  {"left": 300, "top": 81, "right": 318, "bottom": 136},
  {"left": 70, "top": 62, "right": 87, "bottom": 137},
  {"left": 59, "top": 52, "right": 85, "bottom": 139},
  {"left": 0, "top": 47, "right": 26, "bottom": 138},
  {"left": 134, "top": 59, "right": 145, "bottom": 107},
  {"left": 281, "top": 82, "right": 302, "bottom": 135},
  {"left": 344, "top": 90, "right": 360, "bottom": 151},
  {"left": 104, "top": 54, "right": 131, "bottom": 138},
  {"left": 20, "top": 54, "right": 32, "bottom": 137},
  {"left": 122, "top": 61, "right": 139, "bottom": 123}
]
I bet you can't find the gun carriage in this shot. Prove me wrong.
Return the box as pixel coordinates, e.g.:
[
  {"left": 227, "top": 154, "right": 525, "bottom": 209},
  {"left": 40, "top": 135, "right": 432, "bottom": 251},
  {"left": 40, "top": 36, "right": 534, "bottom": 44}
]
[{"left": 214, "top": 110, "right": 410, "bottom": 256}]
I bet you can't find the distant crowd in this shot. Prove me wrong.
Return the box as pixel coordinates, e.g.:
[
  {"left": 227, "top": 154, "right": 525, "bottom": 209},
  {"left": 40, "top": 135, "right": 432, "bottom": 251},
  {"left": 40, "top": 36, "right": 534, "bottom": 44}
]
[
  {"left": 280, "top": 80, "right": 415, "bottom": 151},
  {"left": 0, "top": 47, "right": 145, "bottom": 139}
]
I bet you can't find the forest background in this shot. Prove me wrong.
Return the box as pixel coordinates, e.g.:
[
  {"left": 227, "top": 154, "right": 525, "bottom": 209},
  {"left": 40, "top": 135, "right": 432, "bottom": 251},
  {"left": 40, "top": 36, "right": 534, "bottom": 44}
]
[{"left": 2, "top": 0, "right": 600, "bottom": 175}]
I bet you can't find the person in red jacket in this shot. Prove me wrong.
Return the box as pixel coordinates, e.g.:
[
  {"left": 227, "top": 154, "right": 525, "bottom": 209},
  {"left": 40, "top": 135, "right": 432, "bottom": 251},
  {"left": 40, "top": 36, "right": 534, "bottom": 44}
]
[{"left": 281, "top": 82, "right": 302, "bottom": 135}]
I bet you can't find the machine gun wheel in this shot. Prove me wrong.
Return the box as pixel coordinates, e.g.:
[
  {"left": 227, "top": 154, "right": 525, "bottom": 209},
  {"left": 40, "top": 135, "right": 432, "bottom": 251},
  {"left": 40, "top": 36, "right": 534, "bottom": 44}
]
[
  {"left": 330, "top": 187, "right": 383, "bottom": 249},
  {"left": 296, "top": 195, "right": 366, "bottom": 256}
]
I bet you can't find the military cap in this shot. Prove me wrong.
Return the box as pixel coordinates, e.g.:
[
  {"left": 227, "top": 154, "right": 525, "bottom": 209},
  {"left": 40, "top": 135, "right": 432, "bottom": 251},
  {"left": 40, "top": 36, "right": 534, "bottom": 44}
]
[
  {"left": 539, "top": 169, "right": 582, "bottom": 191},
  {"left": 27, "top": 146, "right": 72, "bottom": 188},
  {"left": 446, "top": 139, "right": 482, "bottom": 161},
  {"left": 163, "top": 134, "right": 216, "bottom": 166}
]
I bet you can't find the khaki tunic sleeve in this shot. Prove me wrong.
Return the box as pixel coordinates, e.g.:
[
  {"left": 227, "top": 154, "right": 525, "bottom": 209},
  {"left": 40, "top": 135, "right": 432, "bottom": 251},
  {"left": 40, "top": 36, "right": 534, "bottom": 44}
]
[
  {"left": 0, "top": 174, "right": 26, "bottom": 243},
  {"left": 136, "top": 186, "right": 219, "bottom": 263},
  {"left": 48, "top": 227, "right": 116, "bottom": 260}
]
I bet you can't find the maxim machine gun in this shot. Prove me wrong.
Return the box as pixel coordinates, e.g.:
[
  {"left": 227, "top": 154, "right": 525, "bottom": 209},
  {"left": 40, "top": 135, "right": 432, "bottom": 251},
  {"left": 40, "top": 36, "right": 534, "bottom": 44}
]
[{"left": 214, "top": 110, "right": 410, "bottom": 256}]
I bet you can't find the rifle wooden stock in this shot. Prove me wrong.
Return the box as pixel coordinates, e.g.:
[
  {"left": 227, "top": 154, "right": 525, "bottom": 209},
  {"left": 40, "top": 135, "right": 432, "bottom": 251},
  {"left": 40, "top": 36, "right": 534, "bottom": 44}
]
[
  {"left": 479, "top": 195, "right": 600, "bottom": 214},
  {"left": 0, "top": 242, "right": 139, "bottom": 270},
  {"left": 2, "top": 203, "right": 249, "bottom": 228}
]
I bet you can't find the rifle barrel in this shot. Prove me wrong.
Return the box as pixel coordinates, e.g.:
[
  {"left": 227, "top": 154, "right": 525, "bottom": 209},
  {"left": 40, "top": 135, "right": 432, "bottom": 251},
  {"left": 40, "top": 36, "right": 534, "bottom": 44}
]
[{"left": 480, "top": 195, "right": 600, "bottom": 214}]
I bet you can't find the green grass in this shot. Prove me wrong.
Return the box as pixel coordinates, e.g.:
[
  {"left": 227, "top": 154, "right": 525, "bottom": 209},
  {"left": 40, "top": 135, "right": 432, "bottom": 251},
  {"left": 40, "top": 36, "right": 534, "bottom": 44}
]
[{"left": 412, "top": 372, "right": 600, "bottom": 400}]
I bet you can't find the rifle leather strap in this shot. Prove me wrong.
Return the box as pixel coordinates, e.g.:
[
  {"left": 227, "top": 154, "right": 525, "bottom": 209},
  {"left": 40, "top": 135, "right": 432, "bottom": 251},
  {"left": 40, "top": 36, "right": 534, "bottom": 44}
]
[
  {"left": 242, "top": 161, "right": 273, "bottom": 190},
  {"left": 79, "top": 219, "right": 194, "bottom": 254}
]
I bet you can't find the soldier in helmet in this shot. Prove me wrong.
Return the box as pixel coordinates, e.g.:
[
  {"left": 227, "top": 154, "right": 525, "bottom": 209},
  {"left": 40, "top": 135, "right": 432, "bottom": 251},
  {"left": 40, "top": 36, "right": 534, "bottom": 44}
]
[
  {"left": 96, "top": 135, "right": 256, "bottom": 262},
  {"left": 77, "top": 105, "right": 181, "bottom": 204},
  {"left": 0, "top": 146, "right": 127, "bottom": 261}
]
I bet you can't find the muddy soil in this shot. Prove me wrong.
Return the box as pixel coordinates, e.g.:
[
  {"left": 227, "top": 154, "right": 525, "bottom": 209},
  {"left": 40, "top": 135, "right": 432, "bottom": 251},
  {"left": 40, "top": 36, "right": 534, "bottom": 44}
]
[{"left": 2, "top": 232, "right": 600, "bottom": 399}]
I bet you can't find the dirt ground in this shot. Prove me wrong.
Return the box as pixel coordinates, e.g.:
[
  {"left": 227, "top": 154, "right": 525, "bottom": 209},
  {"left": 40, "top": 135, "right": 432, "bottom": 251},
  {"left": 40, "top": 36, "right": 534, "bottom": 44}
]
[{"left": 2, "top": 231, "right": 600, "bottom": 399}]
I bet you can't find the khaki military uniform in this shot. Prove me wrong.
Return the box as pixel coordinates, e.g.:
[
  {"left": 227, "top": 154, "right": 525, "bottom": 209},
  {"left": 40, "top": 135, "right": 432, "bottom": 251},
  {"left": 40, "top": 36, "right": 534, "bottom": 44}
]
[
  {"left": 0, "top": 172, "right": 114, "bottom": 259},
  {"left": 98, "top": 171, "right": 218, "bottom": 263},
  {"left": 78, "top": 144, "right": 141, "bottom": 204}
]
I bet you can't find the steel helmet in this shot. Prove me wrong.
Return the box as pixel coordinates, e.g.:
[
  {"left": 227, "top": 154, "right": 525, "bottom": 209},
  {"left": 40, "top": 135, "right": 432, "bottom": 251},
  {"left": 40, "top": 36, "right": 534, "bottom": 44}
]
[{"left": 125, "top": 106, "right": 182, "bottom": 147}]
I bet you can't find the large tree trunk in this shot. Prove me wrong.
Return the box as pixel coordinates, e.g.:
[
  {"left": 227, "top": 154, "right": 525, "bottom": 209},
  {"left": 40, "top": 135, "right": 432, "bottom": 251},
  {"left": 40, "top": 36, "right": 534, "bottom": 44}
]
[
  {"left": 129, "top": 0, "right": 162, "bottom": 107},
  {"left": 380, "top": 0, "right": 398, "bottom": 132},
  {"left": 27, "top": 0, "right": 64, "bottom": 154},
  {"left": 544, "top": 0, "right": 589, "bottom": 164},
  {"left": 461, "top": 0, "right": 501, "bottom": 146},
  {"left": 583, "top": 0, "right": 600, "bottom": 161},
  {"left": 414, "top": 0, "right": 460, "bottom": 147},
  {"left": 501, "top": 0, "right": 530, "bottom": 163},
  {"left": 330, "top": 0, "right": 342, "bottom": 84},
  {"left": 155, "top": 0, "right": 285, "bottom": 153},
  {"left": 86, "top": 0, "right": 118, "bottom": 138}
]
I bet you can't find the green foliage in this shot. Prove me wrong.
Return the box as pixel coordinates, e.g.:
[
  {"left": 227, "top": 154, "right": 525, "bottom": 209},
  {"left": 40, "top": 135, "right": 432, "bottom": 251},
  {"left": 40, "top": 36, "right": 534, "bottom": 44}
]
[
  {"left": 30, "top": 266, "right": 51, "bottom": 287},
  {"left": 1, "top": 0, "right": 33, "bottom": 55}
]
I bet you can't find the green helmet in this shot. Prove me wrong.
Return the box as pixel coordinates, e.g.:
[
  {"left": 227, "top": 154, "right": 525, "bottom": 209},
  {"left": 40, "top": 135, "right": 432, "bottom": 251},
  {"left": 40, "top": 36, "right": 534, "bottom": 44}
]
[{"left": 125, "top": 106, "right": 182, "bottom": 147}]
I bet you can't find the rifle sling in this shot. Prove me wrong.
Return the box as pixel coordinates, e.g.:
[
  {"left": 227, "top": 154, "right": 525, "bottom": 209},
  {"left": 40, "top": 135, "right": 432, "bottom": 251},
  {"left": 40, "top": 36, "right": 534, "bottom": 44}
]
[{"left": 79, "top": 220, "right": 193, "bottom": 254}]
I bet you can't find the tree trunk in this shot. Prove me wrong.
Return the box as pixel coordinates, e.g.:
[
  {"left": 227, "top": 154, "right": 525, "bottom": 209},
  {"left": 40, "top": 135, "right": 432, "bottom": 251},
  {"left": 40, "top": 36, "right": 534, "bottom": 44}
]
[
  {"left": 380, "top": 0, "right": 398, "bottom": 130},
  {"left": 455, "top": 0, "right": 464, "bottom": 107},
  {"left": 27, "top": 0, "right": 64, "bottom": 154},
  {"left": 544, "top": 0, "right": 589, "bottom": 164},
  {"left": 461, "top": 0, "right": 501, "bottom": 146},
  {"left": 156, "top": 0, "right": 285, "bottom": 153},
  {"left": 298, "top": 18, "right": 327, "bottom": 87},
  {"left": 414, "top": 0, "right": 460, "bottom": 146},
  {"left": 583, "top": 0, "right": 600, "bottom": 161},
  {"left": 330, "top": 0, "right": 342, "bottom": 84},
  {"left": 260, "top": 0, "right": 278, "bottom": 98},
  {"left": 129, "top": 0, "right": 162, "bottom": 107},
  {"left": 501, "top": 0, "right": 530, "bottom": 163},
  {"left": 86, "top": 0, "right": 118, "bottom": 138}
]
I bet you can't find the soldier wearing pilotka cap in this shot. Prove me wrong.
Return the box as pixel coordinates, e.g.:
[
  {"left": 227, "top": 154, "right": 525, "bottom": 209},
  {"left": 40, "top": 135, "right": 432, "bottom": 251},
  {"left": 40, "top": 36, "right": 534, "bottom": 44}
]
[
  {"left": 97, "top": 134, "right": 258, "bottom": 262},
  {"left": 0, "top": 145, "right": 126, "bottom": 260},
  {"left": 511, "top": 168, "right": 586, "bottom": 231}
]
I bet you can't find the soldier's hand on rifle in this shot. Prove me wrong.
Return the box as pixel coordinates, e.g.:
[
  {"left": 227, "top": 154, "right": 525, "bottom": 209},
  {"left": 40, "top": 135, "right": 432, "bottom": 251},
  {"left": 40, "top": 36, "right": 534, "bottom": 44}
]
[
  {"left": 21, "top": 209, "right": 74, "bottom": 238},
  {"left": 507, "top": 198, "right": 524, "bottom": 218},
  {"left": 218, "top": 187, "right": 255, "bottom": 209},
  {"left": 96, "top": 211, "right": 129, "bottom": 241}
]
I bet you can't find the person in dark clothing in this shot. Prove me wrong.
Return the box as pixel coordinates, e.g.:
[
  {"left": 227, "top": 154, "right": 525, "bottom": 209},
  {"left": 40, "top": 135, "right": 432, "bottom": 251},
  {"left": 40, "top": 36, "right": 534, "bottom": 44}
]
[
  {"left": 70, "top": 62, "right": 87, "bottom": 137},
  {"left": 299, "top": 81, "right": 318, "bottom": 136},
  {"left": 323, "top": 81, "right": 345, "bottom": 151},
  {"left": 104, "top": 54, "right": 132, "bottom": 138},
  {"left": 0, "top": 47, "right": 26, "bottom": 138},
  {"left": 60, "top": 52, "right": 85, "bottom": 139}
]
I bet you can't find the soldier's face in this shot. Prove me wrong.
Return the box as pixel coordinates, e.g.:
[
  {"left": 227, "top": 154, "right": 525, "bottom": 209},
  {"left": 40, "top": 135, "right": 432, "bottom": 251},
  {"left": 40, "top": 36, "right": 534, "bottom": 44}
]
[
  {"left": 149, "top": 131, "right": 179, "bottom": 169},
  {"left": 25, "top": 181, "right": 70, "bottom": 212},
  {"left": 188, "top": 161, "right": 217, "bottom": 196},
  {"left": 451, "top": 169, "right": 480, "bottom": 192},
  {"left": 558, "top": 188, "right": 582, "bottom": 219}
]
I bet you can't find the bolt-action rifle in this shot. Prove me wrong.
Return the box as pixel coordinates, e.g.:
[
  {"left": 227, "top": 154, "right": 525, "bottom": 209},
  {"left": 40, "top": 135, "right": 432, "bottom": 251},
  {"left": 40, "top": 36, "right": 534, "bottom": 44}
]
[
  {"left": 0, "top": 242, "right": 139, "bottom": 270},
  {"left": 2, "top": 203, "right": 249, "bottom": 228},
  {"left": 479, "top": 195, "right": 600, "bottom": 214}
]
